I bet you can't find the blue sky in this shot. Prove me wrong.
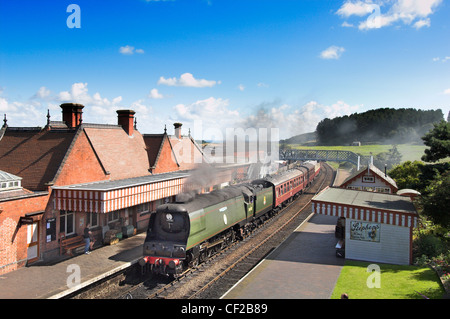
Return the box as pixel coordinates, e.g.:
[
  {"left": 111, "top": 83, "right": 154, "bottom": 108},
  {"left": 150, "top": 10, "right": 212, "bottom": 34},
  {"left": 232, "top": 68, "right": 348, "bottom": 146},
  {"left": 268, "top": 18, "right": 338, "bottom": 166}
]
[{"left": 0, "top": 0, "right": 449, "bottom": 139}]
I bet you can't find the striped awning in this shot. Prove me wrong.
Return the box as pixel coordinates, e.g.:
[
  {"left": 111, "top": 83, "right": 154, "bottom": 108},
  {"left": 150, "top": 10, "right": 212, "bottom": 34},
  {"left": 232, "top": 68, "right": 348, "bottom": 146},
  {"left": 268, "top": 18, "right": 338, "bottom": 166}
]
[
  {"left": 312, "top": 187, "right": 418, "bottom": 228},
  {"left": 52, "top": 172, "right": 190, "bottom": 213}
]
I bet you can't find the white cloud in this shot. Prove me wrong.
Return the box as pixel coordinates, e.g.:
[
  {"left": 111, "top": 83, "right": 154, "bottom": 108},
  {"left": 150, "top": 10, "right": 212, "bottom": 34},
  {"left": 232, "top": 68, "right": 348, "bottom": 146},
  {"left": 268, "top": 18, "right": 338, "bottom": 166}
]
[
  {"left": 59, "top": 82, "right": 90, "bottom": 103},
  {"left": 158, "top": 73, "right": 220, "bottom": 88},
  {"left": 172, "top": 97, "right": 361, "bottom": 139},
  {"left": 57, "top": 82, "right": 123, "bottom": 109},
  {"left": 0, "top": 84, "right": 151, "bottom": 128},
  {"left": 324, "top": 100, "right": 361, "bottom": 119},
  {"left": 174, "top": 97, "right": 237, "bottom": 122},
  {"left": 148, "top": 88, "right": 164, "bottom": 99},
  {"left": 341, "top": 21, "right": 355, "bottom": 27},
  {"left": 0, "top": 96, "right": 14, "bottom": 112},
  {"left": 172, "top": 96, "right": 362, "bottom": 140},
  {"left": 433, "top": 56, "right": 450, "bottom": 63},
  {"left": 56, "top": 82, "right": 127, "bottom": 124},
  {"left": 337, "top": 0, "right": 443, "bottom": 30},
  {"left": 235, "top": 100, "right": 362, "bottom": 139},
  {"left": 119, "top": 45, "right": 144, "bottom": 55},
  {"left": 119, "top": 45, "right": 134, "bottom": 55},
  {"left": 238, "top": 84, "right": 245, "bottom": 91},
  {"left": 0, "top": 95, "right": 43, "bottom": 127},
  {"left": 320, "top": 46, "right": 346, "bottom": 60},
  {"left": 337, "top": 0, "right": 376, "bottom": 17},
  {"left": 392, "top": 0, "right": 442, "bottom": 20},
  {"left": 171, "top": 97, "right": 240, "bottom": 138},
  {"left": 444, "top": 88, "right": 450, "bottom": 95},
  {"left": 32, "top": 86, "right": 51, "bottom": 99},
  {"left": 413, "top": 18, "right": 430, "bottom": 29},
  {"left": 257, "top": 82, "right": 269, "bottom": 88}
]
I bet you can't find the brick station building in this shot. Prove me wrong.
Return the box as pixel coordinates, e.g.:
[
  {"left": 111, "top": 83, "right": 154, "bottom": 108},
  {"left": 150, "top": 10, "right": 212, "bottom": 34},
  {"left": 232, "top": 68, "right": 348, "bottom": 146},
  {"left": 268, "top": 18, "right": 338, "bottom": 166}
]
[{"left": 0, "top": 103, "right": 250, "bottom": 274}]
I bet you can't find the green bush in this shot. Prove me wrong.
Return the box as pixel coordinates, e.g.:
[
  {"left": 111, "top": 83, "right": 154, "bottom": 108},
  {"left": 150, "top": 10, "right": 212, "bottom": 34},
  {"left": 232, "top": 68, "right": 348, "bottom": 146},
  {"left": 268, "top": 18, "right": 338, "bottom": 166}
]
[{"left": 414, "top": 233, "right": 445, "bottom": 259}]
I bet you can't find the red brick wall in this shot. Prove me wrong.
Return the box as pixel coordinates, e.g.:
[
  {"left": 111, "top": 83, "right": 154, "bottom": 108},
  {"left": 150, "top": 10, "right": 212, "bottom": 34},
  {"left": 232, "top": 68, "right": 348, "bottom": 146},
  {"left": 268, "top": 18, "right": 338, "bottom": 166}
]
[
  {"left": 152, "top": 140, "right": 179, "bottom": 174},
  {"left": 41, "top": 130, "right": 109, "bottom": 256},
  {"left": 0, "top": 193, "right": 48, "bottom": 275},
  {"left": 54, "top": 130, "right": 108, "bottom": 187}
]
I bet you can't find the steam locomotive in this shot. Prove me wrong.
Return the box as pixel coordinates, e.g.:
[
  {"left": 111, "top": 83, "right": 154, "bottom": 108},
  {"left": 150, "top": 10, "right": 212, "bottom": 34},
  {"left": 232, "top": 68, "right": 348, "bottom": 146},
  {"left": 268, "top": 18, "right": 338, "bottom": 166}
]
[{"left": 139, "top": 161, "right": 320, "bottom": 276}]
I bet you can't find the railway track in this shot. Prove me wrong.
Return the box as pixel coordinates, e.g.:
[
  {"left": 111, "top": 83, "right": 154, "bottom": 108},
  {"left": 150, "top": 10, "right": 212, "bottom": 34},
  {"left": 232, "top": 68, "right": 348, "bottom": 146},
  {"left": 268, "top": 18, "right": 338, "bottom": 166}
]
[
  {"left": 71, "top": 163, "right": 334, "bottom": 299},
  {"left": 175, "top": 162, "right": 334, "bottom": 299}
]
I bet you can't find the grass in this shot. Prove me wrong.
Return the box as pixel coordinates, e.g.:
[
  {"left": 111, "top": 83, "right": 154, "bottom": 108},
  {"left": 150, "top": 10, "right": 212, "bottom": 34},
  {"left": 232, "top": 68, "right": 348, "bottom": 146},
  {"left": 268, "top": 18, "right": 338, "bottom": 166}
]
[
  {"left": 289, "top": 144, "right": 426, "bottom": 163},
  {"left": 331, "top": 260, "right": 445, "bottom": 299}
]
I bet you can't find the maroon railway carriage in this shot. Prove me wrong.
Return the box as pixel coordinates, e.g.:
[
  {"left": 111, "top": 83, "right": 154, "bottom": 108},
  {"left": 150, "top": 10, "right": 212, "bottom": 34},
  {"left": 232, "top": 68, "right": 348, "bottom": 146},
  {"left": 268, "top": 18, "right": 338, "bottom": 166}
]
[
  {"left": 299, "top": 162, "right": 316, "bottom": 186},
  {"left": 306, "top": 160, "right": 321, "bottom": 179},
  {"left": 264, "top": 168, "right": 306, "bottom": 208}
]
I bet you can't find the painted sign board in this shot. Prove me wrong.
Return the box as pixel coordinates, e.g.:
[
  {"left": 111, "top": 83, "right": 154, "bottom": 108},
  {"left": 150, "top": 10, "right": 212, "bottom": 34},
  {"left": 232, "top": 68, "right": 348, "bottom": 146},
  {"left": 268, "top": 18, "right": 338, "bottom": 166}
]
[{"left": 350, "top": 221, "right": 380, "bottom": 242}]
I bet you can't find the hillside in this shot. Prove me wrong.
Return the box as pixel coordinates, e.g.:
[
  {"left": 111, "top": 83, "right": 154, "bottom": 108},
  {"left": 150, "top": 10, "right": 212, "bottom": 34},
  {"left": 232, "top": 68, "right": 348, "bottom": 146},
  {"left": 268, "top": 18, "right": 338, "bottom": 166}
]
[
  {"left": 315, "top": 108, "right": 443, "bottom": 146},
  {"left": 280, "top": 131, "right": 317, "bottom": 145}
]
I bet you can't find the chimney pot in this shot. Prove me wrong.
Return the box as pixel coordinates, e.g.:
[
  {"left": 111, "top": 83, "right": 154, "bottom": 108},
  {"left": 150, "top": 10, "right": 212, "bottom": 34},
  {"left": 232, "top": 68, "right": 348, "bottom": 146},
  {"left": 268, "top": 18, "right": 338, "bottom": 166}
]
[
  {"left": 117, "top": 109, "right": 136, "bottom": 136},
  {"left": 174, "top": 122, "right": 182, "bottom": 139},
  {"left": 60, "top": 103, "right": 84, "bottom": 128}
]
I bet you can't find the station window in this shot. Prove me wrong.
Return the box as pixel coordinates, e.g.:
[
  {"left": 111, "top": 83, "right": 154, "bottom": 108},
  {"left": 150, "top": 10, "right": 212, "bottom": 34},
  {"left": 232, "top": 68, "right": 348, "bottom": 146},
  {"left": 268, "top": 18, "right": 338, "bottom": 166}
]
[
  {"left": 375, "top": 187, "right": 391, "bottom": 193},
  {"left": 137, "top": 202, "right": 150, "bottom": 214},
  {"left": 108, "top": 210, "right": 120, "bottom": 223},
  {"left": 89, "top": 212, "right": 99, "bottom": 228},
  {"left": 60, "top": 210, "right": 75, "bottom": 235}
]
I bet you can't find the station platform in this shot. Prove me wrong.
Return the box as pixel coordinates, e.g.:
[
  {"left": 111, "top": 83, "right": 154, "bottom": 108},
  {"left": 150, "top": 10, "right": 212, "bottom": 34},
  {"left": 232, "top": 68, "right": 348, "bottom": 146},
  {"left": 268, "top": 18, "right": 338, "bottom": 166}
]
[
  {"left": 221, "top": 213, "right": 344, "bottom": 299},
  {"left": 0, "top": 233, "right": 146, "bottom": 299},
  {"left": 1, "top": 214, "right": 344, "bottom": 299}
]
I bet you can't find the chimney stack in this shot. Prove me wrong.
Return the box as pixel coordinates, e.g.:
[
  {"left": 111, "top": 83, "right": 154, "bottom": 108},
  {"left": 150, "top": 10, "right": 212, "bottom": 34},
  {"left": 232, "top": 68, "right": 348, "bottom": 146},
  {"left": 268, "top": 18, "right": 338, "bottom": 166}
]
[
  {"left": 117, "top": 110, "right": 136, "bottom": 136},
  {"left": 61, "top": 103, "right": 84, "bottom": 128},
  {"left": 174, "top": 122, "right": 182, "bottom": 139}
]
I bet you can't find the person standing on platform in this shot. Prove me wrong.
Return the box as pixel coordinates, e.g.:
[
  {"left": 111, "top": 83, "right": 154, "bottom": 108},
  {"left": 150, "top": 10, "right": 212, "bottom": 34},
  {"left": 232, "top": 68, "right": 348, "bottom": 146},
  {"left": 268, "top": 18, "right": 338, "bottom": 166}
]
[{"left": 84, "top": 223, "right": 92, "bottom": 254}]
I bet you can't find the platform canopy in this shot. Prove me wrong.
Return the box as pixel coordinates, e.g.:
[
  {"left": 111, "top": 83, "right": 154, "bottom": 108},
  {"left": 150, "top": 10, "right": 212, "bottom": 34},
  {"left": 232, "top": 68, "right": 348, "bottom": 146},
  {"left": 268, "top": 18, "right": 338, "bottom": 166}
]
[{"left": 52, "top": 171, "right": 190, "bottom": 213}]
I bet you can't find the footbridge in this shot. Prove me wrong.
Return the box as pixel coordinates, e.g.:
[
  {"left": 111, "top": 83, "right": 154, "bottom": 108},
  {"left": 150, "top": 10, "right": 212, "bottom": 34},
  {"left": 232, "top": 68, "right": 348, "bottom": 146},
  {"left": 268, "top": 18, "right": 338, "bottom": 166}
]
[{"left": 279, "top": 149, "right": 372, "bottom": 170}]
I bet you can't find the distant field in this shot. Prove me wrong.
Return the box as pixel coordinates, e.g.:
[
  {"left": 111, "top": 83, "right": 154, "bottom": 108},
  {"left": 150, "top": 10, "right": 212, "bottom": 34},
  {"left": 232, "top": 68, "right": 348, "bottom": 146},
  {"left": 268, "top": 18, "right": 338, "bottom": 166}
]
[{"left": 288, "top": 144, "right": 426, "bottom": 163}]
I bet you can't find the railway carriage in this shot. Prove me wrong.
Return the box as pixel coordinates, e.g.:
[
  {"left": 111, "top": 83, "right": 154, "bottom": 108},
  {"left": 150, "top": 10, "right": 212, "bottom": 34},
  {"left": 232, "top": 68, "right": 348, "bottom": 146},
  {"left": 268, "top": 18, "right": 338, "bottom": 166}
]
[
  {"left": 304, "top": 160, "right": 321, "bottom": 179},
  {"left": 259, "top": 168, "right": 306, "bottom": 208},
  {"left": 296, "top": 166, "right": 309, "bottom": 190},
  {"left": 300, "top": 162, "right": 315, "bottom": 186}
]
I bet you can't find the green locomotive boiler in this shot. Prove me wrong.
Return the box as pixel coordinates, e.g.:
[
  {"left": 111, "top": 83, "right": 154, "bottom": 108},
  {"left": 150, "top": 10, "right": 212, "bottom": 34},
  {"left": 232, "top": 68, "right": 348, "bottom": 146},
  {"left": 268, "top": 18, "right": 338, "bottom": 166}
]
[{"left": 140, "top": 182, "right": 273, "bottom": 275}]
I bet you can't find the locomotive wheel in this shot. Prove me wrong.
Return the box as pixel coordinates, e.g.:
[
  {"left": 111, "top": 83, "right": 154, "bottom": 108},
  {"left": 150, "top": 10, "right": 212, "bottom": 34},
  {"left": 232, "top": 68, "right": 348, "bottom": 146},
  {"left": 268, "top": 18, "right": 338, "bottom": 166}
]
[
  {"left": 189, "top": 258, "right": 199, "bottom": 268},
  {"left": 188, "top": 251, "right": 199, "bottom": 268},
  {"left": 199, "top": 251, "right": 207, "bottom": 263}
]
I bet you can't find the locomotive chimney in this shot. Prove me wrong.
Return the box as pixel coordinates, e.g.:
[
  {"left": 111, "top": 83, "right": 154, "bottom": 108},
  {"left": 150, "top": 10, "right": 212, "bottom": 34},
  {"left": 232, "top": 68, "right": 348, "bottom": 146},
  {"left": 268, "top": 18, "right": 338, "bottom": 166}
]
[
  {"left": 174, "top": 122, "right": 182, "bottom": 139},
  {"left": 61, "top": 103, "right": 84, "bottom": 128},
  {"left": 117, "top": 109, "right": 136, "bottom": 136}
]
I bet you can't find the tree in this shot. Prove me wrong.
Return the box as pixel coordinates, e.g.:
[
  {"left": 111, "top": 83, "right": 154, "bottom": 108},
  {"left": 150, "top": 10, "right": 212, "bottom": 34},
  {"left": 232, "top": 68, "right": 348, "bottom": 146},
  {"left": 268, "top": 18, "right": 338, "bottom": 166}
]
[
  {"left": 389, "top": 160, "right": 423, "bottom": 190},
  {"left": 420, "top": 171, "right": 450, "bottom": 229},
  {"left": 373, "top": 145, "right": 402, "bottom": 170},
  {"left": 421, "top": 120, "right": 450, "bottom": 162},
  {"left": 387, "top": 145, "right": 402, "bottom": 166}
]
